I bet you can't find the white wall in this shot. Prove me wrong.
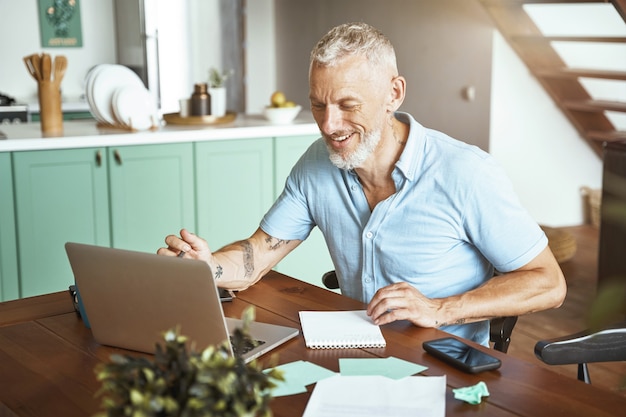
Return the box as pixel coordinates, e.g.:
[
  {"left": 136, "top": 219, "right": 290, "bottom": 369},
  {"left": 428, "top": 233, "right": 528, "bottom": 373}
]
[
  {"left": 272, "top": 0, "right": 494, "bottom": 151},
  {"left": 489, "top": 32, "right": 603, "bottom": 226},
  {"left": 157, "top": 0, "right": 226, "bottom": 114},
  {"left": 154, "top": 0, "right": 193, "bottom": 114},
  {"left": 189, "top": 0, "right": 222, "bottom": 85},
  {"left": 0, "top": 0, "right": 116, "bottom": 104},
  {"left": 245, "top": 0, "right": 277, "bottom": 114}
]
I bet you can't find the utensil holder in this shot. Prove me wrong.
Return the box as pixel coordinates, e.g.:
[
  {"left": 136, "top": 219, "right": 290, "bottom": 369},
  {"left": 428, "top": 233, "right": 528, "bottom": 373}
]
[{"left": 38, "top": 80, "right": 63, "bottom": 134}]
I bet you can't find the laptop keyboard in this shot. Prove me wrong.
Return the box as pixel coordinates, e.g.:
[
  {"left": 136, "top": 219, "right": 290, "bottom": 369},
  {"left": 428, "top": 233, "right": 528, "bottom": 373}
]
[{"left": 230, "top": 336, "right": 265, "bottom": 356}]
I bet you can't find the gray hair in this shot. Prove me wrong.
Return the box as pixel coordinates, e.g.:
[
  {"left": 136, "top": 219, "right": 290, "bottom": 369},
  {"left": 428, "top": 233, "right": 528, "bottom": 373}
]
[{"left": 310, "top": 22, "right": 397, "bottom": 72}]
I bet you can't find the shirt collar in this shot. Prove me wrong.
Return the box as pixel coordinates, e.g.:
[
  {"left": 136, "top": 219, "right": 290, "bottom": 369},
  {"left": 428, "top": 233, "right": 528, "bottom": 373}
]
[
  {"left": 344, "top": 112, "right": 425, "bottom": 181},
  {"left": 394, "top": 112, "right": 426, "bottom": 182}
]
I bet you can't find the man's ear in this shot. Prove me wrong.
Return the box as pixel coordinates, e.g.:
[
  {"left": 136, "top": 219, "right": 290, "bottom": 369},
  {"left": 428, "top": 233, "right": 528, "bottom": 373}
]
[{"left": 387, "top": 75, "right": 406, "bottom": 113}]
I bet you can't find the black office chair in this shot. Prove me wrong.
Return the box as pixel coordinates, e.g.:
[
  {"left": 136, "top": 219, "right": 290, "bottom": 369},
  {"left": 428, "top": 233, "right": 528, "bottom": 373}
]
[
  {"left": 534, "top": 141, "right": 626, "bottom": 384},
  {"left": 321, "top": 270, "right": 518, "bottom": 353}
]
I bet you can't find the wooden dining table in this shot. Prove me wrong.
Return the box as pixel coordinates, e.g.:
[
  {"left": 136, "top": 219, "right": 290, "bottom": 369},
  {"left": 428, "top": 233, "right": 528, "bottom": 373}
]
[{"left": 1, "top": 270, "right": 624, "bottom": 417}]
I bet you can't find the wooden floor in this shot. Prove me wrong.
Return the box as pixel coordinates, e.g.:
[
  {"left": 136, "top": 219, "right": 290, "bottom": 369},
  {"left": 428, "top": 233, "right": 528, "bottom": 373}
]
[{"left": 505, "top": 225, "right": 626, "bottom": 398}]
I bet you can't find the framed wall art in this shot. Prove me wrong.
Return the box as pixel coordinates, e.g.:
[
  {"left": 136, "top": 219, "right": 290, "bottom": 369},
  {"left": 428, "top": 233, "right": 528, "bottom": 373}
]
[{"left": 38, "top": 0, "right": 83, "bottom": 48}]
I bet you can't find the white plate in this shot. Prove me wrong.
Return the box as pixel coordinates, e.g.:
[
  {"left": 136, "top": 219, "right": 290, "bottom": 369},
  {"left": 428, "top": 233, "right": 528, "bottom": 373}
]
[
  {"left": 112, "top": 86, "right": 157, "bottom": 130},
  {"left": 84, "top": 64, "right": 112, "bottom": 123},
  {"left": 90, "top": 65, "right": 145, "bottom": 125}
]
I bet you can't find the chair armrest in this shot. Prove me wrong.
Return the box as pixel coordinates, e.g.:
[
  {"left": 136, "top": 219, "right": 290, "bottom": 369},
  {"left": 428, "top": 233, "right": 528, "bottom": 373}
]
[
  {"left": 322, "top": 271, "right": 340, "bottom": 289},
  {"left": 534, "top": 320, "right": 626, "bottom": 365},
  {"left": 490, "top": 316, "right": 518, "bottom": 353}
]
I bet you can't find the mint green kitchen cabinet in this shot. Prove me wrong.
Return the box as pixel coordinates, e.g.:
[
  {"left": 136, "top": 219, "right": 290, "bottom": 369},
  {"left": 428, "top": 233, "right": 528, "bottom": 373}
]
[
  {"left": 195, "top": 139, "right": 274, "bottom": 251},
  {"left": 5, "top": 133, "right": 331, "bottom": 300},
  {"left": 0, "top": 153, "right": 19, "bottom": 301},
  {"left": 11, "top": 143, "right": 194, "bottom": 299},
  {"left": 272, "top": 135, "right": 334, "bottom": 288},
  {"left": 108, "top": 143, "right": 195, "bottom": 253},
  {"left": 12, "top": 148, "right": 111, "bottom": 298}
]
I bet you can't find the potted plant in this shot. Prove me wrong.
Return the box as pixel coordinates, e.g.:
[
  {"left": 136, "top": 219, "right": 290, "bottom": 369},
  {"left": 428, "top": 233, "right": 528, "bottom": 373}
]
[
  {"left": 93, "top": 307, "right": 283, "bottom": 417},
  {"left": 207, "top": 67, "right": 234, "bottom": 117}
]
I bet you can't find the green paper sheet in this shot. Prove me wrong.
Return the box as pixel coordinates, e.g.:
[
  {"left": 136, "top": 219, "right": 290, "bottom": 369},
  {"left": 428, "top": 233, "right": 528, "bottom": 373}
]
[
  {"left": 339, "top": 356, "right": 428, "bottom": 379},
  {"left": 265, "top": 360, "right": 337, "bottom": 397}
]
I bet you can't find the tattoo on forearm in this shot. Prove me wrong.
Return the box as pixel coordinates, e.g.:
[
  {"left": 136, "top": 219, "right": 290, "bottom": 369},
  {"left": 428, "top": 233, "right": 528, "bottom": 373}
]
[
  {"left": 435, "top": 318, "right": 467, "bottom": 327},
  {"left": 265, "top": 236, "right": 291, "bottom": 250},
  {"left": 214, "top": 264, "right": 223, "bottom": 280},
  {"left": 240, "top": 241, "right": 254, "bottom": 278}
]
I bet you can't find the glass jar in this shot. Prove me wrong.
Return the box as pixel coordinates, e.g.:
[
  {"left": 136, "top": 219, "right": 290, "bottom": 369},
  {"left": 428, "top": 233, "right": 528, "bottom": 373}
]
[{"left": 190, "top": 83, "right": 211, "bottom": 116}]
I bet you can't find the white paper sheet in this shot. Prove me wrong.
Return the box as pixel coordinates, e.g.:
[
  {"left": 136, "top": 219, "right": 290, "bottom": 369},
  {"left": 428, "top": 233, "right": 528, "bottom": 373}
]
[{"left": 302, "top": 374, "right": 446, "bottom": 417}]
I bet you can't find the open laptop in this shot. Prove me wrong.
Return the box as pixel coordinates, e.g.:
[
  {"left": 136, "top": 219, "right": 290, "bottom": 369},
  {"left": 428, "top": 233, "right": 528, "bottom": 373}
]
[{"left": 65, "top": 242, "right": 299, "bottom": 362}]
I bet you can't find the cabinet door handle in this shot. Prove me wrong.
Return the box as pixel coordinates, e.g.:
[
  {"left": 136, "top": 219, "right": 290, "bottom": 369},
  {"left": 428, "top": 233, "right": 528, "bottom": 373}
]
[
  {"left": 95, "top": 150, "right": 102, "bottom": 166},
  {"left": 114, "top": 149, "right": 122, "bottom": 165}
]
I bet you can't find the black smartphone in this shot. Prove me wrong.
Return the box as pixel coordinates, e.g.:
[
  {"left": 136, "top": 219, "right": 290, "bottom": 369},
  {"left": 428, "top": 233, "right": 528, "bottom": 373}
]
[
  {"left": 218, "top": 288, "right": 234, "bottom": 302},
  {"left": 422, "top": 337, "right": 502, "bottom": 374}
]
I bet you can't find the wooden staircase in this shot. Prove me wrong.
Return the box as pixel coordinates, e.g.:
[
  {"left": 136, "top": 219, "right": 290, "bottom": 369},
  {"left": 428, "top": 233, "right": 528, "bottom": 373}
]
[{"left": 478, "top": 0, "right": 626, "bottom": 156}]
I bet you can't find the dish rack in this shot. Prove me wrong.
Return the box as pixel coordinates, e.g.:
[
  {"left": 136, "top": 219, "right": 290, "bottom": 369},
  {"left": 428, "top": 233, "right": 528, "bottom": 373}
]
[
  {"left": 94, "top": 117, "right": 160, "bottom": 132},
  {"left": 85, "top": 64, "right": 160, "bottom": 132}
]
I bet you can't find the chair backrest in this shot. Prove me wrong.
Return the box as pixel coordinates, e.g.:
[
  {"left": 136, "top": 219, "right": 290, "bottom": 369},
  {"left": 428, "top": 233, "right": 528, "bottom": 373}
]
[
  {"left": 598, "top": 141, "right": 626, "bottom": 288},
  {"left": 534, "top": 141, "right": 626, "bottom": 383}
]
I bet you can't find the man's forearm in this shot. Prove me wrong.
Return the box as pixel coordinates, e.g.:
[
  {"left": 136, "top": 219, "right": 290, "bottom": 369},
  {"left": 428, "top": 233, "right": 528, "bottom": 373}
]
[{"left": 209, "top": 230, "right": 300, "bottom": 291}]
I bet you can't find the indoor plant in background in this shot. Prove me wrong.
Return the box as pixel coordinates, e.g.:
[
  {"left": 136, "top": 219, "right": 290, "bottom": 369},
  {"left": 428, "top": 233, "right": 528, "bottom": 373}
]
[
  {"left": 208, "top": 67, "right": 234, "bottom": 117},
  {"left": 93, "top": 307, "right": 283, "bottom": 417}
]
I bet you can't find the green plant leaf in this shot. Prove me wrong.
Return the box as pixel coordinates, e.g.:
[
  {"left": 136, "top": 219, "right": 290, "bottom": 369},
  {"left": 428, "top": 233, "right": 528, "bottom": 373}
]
[{"left": 93, "top": 306, "right": 282, "bottom": 417}]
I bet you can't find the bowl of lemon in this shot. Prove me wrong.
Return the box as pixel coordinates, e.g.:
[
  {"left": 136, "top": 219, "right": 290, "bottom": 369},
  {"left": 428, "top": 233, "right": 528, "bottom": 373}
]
[{"left": 263, "top": 91, "right": 301, "bottom": 124}]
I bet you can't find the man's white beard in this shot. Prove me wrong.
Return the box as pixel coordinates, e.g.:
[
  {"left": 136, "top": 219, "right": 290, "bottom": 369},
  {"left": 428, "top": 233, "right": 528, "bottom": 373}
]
[{"left": 327, "top": 129, "right": 381, "bottom": 170}]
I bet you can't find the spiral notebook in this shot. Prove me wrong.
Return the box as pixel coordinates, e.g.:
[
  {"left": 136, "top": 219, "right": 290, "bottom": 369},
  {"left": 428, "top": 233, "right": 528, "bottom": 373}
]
[{"left": 299, "top": 310, "right": 386, "bottom": 349}]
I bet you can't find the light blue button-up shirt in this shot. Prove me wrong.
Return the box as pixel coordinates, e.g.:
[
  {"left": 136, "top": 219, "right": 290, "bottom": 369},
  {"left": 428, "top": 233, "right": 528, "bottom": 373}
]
[{"left": 261, "top": 112, "right": 547, "bottom": 345}]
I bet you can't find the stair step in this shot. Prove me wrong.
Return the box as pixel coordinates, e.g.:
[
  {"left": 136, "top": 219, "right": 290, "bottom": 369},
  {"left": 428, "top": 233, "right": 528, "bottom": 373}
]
[
  {"left": 564, "top": 100, "right": 626, "bottom": 113},
  {"left": 513, "top": 35, "right": 626, "bottom": 43},
  {"left": 536, "top": 68, "right": 626, "bottom": 81},
  {"left": 479, "top": 0, "right": 626, "bottom": 157},
  {"left": 587, "top": 130, "right": 626, "bottom": 142},
  {"left": 480, "top": 0, "right": 608, "bottom": 5}
]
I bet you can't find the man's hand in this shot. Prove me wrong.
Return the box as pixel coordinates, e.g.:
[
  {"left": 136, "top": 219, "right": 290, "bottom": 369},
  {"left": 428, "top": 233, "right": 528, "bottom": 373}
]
[
  {"left": 158, "top": 228, "right": 213, "bottom": 263},
  {"left": 366, "top": 247, "right": 567, "bottom": 329},
  {"left": 366, "top": 282, "right": 443, "bottom": 327}
]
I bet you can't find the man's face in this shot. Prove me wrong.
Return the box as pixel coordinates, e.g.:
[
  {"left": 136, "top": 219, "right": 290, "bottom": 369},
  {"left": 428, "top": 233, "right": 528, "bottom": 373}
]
[{"left": 309, "top": 55, "right": 389, "bottom": 170}]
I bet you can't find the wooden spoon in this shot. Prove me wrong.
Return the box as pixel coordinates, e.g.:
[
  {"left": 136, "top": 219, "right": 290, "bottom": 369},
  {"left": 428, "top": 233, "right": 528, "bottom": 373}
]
[
  {"left": 30, "top": 54, "right": 43, "bottom": 81},
  {"left": 53, "top": 55, "right": 67, "bottom": 87},
  {"left": 23, "top": 55, "right": 39, "bottom": 81},
  {"left": 41, "top": 53, "right": 52, "bottom": 81},
  {"left": 24, "top": 54, "right": 41, "bottom": 81}
]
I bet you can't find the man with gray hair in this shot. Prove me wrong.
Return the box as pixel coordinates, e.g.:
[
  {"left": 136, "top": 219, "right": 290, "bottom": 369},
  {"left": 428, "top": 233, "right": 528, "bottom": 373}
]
[{"left": 160, "top": 22, "right": 566, "bottom": 346}]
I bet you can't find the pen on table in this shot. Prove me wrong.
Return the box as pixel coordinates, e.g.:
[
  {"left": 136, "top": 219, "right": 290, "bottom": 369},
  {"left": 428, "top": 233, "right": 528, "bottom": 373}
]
[{"left": 177, "top": 251, "right": 186, "bottom": 258}]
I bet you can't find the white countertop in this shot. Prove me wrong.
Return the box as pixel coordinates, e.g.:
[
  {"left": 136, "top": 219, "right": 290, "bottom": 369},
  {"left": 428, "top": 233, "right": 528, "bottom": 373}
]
[
  {"left": 25, "top": 100, "right": 91, "bottom": 113},
  {"left": 0, "top": 113, "right": 321, "bottom": 152}
]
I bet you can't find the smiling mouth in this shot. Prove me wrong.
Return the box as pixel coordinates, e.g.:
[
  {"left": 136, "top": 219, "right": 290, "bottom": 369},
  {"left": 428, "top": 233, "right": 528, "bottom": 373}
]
[
  {"left": 331, "top": 133, "right": 352, "bottom": 142},
  {"left": 326, "top": 132, "right": 355, "bottom": 148}
]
